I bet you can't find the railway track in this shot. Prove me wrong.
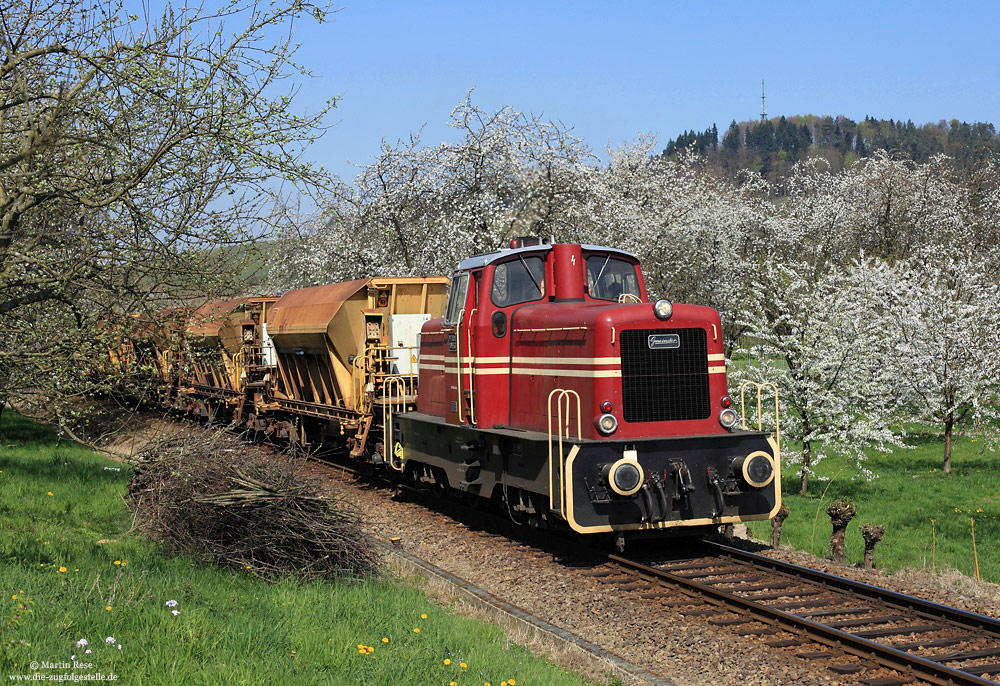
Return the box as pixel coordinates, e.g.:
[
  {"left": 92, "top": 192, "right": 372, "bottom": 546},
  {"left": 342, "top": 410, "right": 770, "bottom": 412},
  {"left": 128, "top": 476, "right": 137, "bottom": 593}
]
[
  {"left": 590, "top": 541, "right": 1000, "bottom": 685},
  {"left": 310, "top": 451, "right": 1000, "bottom": 684},
  {"left": 245, "top": 439, "right": 1000, "bottom": 685}
]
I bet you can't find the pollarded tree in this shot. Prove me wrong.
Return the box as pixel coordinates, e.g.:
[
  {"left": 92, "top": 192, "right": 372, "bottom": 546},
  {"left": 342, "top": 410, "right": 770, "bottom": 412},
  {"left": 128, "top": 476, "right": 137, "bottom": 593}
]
[{"left": 0, "top": 0, "right": 333, "bottom": 424}]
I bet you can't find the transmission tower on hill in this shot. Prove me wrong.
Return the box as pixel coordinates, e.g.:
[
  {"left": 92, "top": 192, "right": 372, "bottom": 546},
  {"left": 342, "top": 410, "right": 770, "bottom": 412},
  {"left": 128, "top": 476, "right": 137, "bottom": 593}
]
[{"left": 761, "top": 79, "right": 767, "bottom": 122}]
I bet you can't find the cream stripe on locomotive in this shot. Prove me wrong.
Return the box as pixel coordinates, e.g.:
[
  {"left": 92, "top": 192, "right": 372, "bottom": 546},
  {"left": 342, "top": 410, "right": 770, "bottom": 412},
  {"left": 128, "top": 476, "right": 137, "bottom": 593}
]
[
  {"left": 425, "top": 357, "right": 726, "bottom": 376},
  {"left": 422, "top": 354, "right": 620, "bottom": 366},
  {"left": 494, "top": 368, "right": 621, "bottom": 378}
]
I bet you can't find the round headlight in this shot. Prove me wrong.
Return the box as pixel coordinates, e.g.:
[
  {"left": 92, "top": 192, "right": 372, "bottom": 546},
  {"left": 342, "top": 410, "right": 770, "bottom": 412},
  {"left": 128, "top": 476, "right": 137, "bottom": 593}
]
[
  {"left": 596, "top": 413, "right": 618, "bottom": 435},
  {"left": 734, "top": 452, "right": 775, "bottom": 488},
  {"left": 606, "top": 458, "right": 643, "bottom": 496},
  {"left": 653, "top": 299, "right": 673, "bottom": 320},
  {"left": 719, "top": 408, "right": 738, "bottom": 429}
]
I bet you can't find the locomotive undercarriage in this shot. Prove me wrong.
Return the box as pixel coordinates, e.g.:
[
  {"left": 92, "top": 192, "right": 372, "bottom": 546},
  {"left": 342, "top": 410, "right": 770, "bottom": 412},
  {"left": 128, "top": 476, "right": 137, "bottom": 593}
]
[{"left": 395, "top": 411, "right": 781, "bottom": 538}]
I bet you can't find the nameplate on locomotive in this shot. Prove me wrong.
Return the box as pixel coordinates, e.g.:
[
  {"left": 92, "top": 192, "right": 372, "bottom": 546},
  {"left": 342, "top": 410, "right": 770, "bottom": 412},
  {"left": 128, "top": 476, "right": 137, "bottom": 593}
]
[{"left": 647, "top": 333, "right": 681, "bottom": 349}]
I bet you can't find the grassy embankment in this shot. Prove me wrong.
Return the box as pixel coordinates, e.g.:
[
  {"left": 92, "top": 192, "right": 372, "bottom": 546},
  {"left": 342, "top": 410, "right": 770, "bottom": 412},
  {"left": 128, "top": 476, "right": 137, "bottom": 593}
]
[
  {"left": 0, "top": 411, "right": 589, "bottom": 685},
  {"left": 745, "top": 430, "right": 999, "bottom": 583}
]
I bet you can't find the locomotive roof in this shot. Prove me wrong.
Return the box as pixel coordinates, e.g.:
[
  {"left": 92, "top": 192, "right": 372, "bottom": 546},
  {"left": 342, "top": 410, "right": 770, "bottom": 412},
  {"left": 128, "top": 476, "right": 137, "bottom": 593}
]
[{"left": 455, "top": 243, "right": 638, "bottom": 272}]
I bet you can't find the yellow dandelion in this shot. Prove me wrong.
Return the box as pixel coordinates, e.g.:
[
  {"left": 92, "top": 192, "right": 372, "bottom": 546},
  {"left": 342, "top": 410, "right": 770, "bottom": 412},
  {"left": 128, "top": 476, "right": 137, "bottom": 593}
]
[
  {"left": 460, "top": 662, "right": 468, "bottom": 669},
  {"left": 114, "top": 560, "right": 121, "bottom": 565},
  {"left": 509, "top": 681, "right": 516, "bottom": 685},
  {"left": 485, "top": 682, "right": 491, "bottom": 686},
  {"left": 381, "top": 637, "right": 389, "bottom": 643},
  {"left": 11, "top": 595, "right": 17, "bottom": 600},
  {"left": 451, "top": 682, "right": 457, "bottom": 686},
  {"left": 58, "top": 566, "right": 67, "bottom": 573},
  {"left": 420, "top": 613, "right": 427, "bottom": 619},
  {"left": 74, "top": 569, "right": 79, "bottom": 572},
  {"left": 444, "top": 658, "right": 451, "bottom": 665},
  {"left": 413, "top": 627, "right": 420, "bottom": 633},
  {"left": 36, "top": 538, "right": 40, "bottom": 542},
  {"left": 291, "top": 650, "right": 296, "bottom": 655},
  {"left": 39, "top": 563, "right": 44, "bottom": 567},
  {"left": 121, "top": 560, "right": 127, "bottom": 566},
  {"left": 47, "top": 492, "right": 53, "bottom": 496},
  {"left": 43, "top": 541, "right": 49, "bottom": 545},
  {"left": 105, "top": 605, "right": 111, "bottom": 611},
  {"left": 245, "top": 565, "right": 252, "bottom": 570}
]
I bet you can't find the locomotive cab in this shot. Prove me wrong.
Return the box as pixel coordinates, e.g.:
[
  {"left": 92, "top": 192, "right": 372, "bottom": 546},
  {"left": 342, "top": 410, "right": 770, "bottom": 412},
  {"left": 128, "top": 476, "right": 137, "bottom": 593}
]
[{"left": 402, "top": 240, "right": 781, "bottom": 543}]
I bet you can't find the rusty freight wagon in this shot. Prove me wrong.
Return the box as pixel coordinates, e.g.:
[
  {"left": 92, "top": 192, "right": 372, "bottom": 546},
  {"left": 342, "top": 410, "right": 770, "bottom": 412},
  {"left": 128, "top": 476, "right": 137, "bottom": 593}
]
[
  {"left": 178, "top": 296, "right": 278, "bottom": 418},
  {"left": 259, "top": 276, "right": 449, "bottom": 460}
]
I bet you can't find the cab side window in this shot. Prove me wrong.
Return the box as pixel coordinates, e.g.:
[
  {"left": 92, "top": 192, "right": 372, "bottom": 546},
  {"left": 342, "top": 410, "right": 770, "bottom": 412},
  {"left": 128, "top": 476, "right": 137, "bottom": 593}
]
[
  {"left": 444, "top": 272, "right": 469, "bottom": 325},
  {"left": 491, "top": 256, "right": 545, "bottom": 307}
]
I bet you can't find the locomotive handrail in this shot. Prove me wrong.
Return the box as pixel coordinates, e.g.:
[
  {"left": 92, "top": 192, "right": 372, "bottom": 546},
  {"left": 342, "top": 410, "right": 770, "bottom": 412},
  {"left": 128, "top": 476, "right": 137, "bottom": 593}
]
[
  {"left": 456, "top": 308, "right": 466, "bottom": 424},
  {"left": 739, "top": 381, "right": 780, "bottom": 450},
  {"left": 382, "top": 375, "right": 408, "bottom": 471},
  {"left": 466, "top": 307, "right": 477, "bottom": 426},
  {"left": 547, "top": 388, "right": 581, "bottom": 515}
]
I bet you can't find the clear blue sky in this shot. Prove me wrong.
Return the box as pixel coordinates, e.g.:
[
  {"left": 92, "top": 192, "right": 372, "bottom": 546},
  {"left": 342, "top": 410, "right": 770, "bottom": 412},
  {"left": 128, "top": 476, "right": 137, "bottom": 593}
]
[{"left": 282, "top": 0, "right": 1000, "bottom": 183}]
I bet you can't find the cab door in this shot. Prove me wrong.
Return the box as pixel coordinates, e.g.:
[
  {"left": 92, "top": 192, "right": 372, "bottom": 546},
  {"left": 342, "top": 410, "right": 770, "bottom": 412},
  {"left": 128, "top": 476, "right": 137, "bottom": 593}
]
[{"left": 443, "top": 270, "right": 479, "bottom": 425}]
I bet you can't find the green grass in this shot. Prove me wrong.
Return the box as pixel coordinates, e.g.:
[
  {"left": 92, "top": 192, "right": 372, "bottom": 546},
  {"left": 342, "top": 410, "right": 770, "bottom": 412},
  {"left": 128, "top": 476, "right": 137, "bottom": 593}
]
[
  {"left": 0, "top": 411, "right": 588, "bottom": 685},
  {"left": 746, "top": 430, "right": 999, "bottom": 582}
]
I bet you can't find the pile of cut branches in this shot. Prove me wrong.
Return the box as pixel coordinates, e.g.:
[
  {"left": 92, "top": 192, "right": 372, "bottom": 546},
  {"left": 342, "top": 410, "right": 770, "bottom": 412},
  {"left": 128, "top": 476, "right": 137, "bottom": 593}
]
[{"left": 128, "top": 428, "right": 379, "bottom": 581}]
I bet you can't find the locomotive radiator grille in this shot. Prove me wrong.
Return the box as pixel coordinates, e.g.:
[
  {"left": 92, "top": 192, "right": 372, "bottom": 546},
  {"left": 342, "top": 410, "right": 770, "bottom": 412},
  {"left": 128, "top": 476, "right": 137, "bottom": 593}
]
[{"left": 619, "top": 328, "right": 710, "bottom": 422}]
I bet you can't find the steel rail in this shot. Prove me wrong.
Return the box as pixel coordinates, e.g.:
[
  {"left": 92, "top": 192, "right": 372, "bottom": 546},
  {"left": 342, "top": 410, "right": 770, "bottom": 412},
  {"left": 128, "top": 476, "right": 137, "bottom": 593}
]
[
  {"left": 704, "top": 540, "right": 1000, "bottom": 636},
  {"left": 608, "top": 553, "right": 998, "bottom": 686}
]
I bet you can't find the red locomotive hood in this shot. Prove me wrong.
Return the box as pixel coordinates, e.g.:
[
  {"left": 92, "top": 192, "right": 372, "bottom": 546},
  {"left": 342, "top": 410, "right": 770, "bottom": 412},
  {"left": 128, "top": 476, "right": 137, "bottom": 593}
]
[{"left": 510, "top": 299, "right": 722, "bottom": 333}]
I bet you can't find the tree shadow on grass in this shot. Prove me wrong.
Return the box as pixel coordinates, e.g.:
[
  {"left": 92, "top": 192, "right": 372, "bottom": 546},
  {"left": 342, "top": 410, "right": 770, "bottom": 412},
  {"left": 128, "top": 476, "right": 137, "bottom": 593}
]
[{"left": 0, "top": 410, "right": 61, "bottom": 445}]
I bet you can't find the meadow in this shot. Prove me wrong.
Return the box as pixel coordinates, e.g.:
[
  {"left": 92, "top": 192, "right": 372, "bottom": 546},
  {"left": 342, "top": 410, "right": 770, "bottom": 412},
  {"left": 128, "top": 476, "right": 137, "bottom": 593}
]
[
  {"left": 0, "top": 412, "right": 589, "bottom": 685},
  {"left": 745, "top": 430, "right": 999, "bottom": 583}
]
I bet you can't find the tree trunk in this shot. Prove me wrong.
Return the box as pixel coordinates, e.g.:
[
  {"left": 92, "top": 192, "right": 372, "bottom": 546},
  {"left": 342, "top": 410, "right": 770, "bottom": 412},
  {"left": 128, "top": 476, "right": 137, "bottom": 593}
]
[
  {"left": 943, "top": 416, "right": 953, "bottom": 473},
  {"left": 861, "top": 524, "right": 885, "bottom": 571},
  {"left": 770, "top": 504, "right": 790, "bottom": 548},
  {"left": 827, "top": 499, "right": 857, "bottom": 564},
  {"left": 798, "top": 440, "right": 812, "bottom": 495}
]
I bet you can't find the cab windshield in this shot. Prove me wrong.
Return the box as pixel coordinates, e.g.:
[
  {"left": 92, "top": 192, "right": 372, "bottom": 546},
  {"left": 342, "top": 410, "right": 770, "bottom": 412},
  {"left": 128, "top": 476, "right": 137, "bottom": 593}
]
[
  {"left": 586, "top": 255, "right": 640, "bottom": 301},
  {"left": 491, "top": 256, "right": 545, "bottom": 307}
]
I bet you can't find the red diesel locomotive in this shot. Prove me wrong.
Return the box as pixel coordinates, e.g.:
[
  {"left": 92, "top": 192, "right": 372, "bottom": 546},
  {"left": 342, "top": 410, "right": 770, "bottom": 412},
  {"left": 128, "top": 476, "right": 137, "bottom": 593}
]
[
  {"left": 396, "top": 239, "right": 781, "bottom": 545},
  {"left": 126, "top": 239, "right": 780, "bottom": 546}
]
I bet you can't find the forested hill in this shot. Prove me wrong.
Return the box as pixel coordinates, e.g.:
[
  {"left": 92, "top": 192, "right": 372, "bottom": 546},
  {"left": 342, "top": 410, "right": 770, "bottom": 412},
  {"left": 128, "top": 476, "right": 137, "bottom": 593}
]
[{"left": 660, "top": 116, "right": 1000, "bottom": 181}]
